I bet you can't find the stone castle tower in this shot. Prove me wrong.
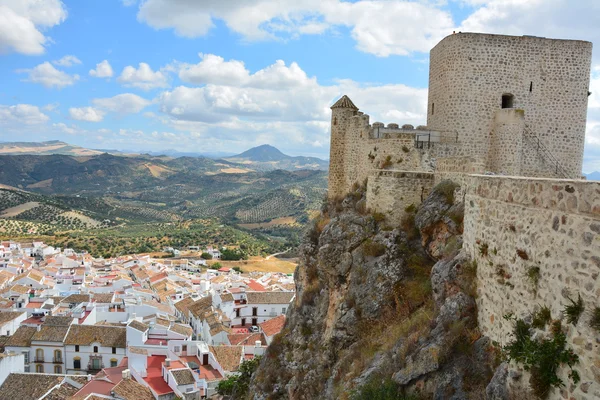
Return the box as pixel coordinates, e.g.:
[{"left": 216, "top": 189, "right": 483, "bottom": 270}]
[
  {"left": 328, "top": 32, "right": 593, "bottom": 202},
  {"left": 427, "top": 33, "right": 593, "bottom": 178}
]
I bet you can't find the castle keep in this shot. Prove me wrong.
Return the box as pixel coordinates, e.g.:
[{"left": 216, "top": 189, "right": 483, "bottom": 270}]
[
  {"left": 329, "top": 33, "right": 600, "bottom": 399},
  {"left": 329, "top": 32, "right": 593, "bottom": 219}
]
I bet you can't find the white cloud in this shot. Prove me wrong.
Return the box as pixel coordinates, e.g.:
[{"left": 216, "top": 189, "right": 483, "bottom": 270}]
[
  {"left": 458, "top": 0, "right": 600, "bottom": 57},
  {"left": 117, "top": 62, "right": 169, "bottom": 90},
  {"left": 177, "top": 54, "right": 315, "bottom": 89},
  {"left": 69, "top": 107, "right": 105, "bottom": 122},
  {"left": 18, "top": 62, "right": 79, "bottom": 89},
  {"left": 154, "top": 54, "right": 428, "bottom": 155},
  {"left": 0, "top": 0, "right": 67, "bottom": 55},
  {"left": 0, "top": 104, "right": 49, "bottom": 125},
  {"left": 53, "top": 55, "right": 81, "bottom": 67},
  {"left": 89, "top": 60, "right": 114, "bottom": 78},
  {"left": 92, "top": 93, "right": 151, "bottom": 114},
  {"left": 136, "top": 0, "right": 454, "bottom": 57},
  {"left": 53, "top": 122, "right": 79, "bottom": 135}
]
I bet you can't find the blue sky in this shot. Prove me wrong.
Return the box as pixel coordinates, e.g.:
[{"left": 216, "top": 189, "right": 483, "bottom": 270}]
[{"left": 1, "top": 0, "right": 600, "bottom": 172}]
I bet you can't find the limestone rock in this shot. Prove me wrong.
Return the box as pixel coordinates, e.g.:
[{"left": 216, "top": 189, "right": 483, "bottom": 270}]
[{"left": 486, "top": 363, "right": 509, "bottom": 400}]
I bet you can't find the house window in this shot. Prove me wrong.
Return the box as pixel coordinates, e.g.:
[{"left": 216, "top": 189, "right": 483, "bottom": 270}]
[
  {"left": 93, "top": 346, "right": 99, "bottom": 353},
  {"left": 431, "top": 103, "right": 435, "bottom": 115},
  {"left": 75, "top": 345, "right": 79, "bottom": 352},
  {"left": 333, "top": 117, "right": 337, "bottom": 126},
  {"left": 91, "top": 358, "right": 101, "bottom": 370},
  {"left": 23, "top": 351, "right": 29, "bottom": 364},
  {"left": 282, "top": 307, "right": 287, "bottom": 314},
  {"left": 110, "top": 358, "right": 118, "bottom": 367},
  {"left": 112, "top": 347, "right": 116, "bottom": 354},
  {"left": 36, "top": 364, "right": 43, "bottom": 373},
  {"left": 182, "top": 345, "right": 187, "bottom": 352},
  {"left": 36, "top": 348, "right": 43, "bottom": 362},
  {"left": 174, "top": 346, "right": 181, "bottom": 353},
  {"left": 54, "top": 349, "right": 62, "bottom": 362},
  {"left": 501, "top": 94, "right": 514, "bottom": 109},
  {"left": 54, "top": 365, "right": 62, "bottom": 374},
  {"left": 74, "top": 358, "right": 81, "bottom": 369},
  {"left": 529, "top": 81, "right": 533, "bottom": 92}
]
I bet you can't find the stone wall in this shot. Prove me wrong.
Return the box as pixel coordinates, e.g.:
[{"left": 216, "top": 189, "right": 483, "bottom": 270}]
[
  {"left": 463, "top": 175, "right": 600, "bottom": 399},
  {"left": 488, "top": 108, "right": 525, "bottom": 175},
  {"left": 366, "top": 171, "right": 434, "bottom": 225},
  {"left": 427, "top": 33, "right": 592, "bottom": 179}
]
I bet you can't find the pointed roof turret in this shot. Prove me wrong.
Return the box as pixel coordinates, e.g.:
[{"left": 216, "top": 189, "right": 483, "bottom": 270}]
[{"left": 331, "top": 95, "right": 358, "bottom": 110}]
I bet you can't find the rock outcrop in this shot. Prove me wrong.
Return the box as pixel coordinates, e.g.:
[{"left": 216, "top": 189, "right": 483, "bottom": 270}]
[{"left": 250, "top": 181, "right": 501, "bottom": 399}]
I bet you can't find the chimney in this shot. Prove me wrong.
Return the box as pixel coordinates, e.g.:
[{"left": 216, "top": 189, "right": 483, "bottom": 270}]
[
  {"left": 87, "top": 374, "right": 92, "bottom": 381},
  {"left": 165, "top": 358, "right": 171, "bottom": 367},
  {"left": 36, "top": 324, "right": 41, "bottom": 332},
  {"left": 255, "top": 340, "right": 261, "bottom": 348},
  {"left": 122, "top": 369, "right": 131, "bottom": 380}
]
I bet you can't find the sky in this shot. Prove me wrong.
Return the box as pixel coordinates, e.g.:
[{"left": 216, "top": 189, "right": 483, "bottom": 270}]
[{"left": 1, "top": 0, "right": 600, "bottom": 171}]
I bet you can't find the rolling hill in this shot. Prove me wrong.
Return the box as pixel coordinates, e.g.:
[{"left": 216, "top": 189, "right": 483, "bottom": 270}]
[
  {"left": 225, "top": 144, "right": 329, "bottom": 171},
  {"left": 0, "top": 140, "right": 104, "bottom": 156}
]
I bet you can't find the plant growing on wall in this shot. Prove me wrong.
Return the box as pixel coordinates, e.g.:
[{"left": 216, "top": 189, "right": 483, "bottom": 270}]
[
  {"left": 527, "top": 266, "right": 541, "bottom": 294},
  {"left": 590, "top": 307, "right": 600, "bottom": 332},
  {"left": 503, "top": 314, "right": 580, "bottom": 399},
  {"left": 563, "top": 294, "right": 584, "bottom": 326}
]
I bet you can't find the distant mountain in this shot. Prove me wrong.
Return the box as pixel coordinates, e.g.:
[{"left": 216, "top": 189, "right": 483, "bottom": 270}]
[
  {"left": 225, "top": 144, "right": 328, "bottom": 171},
  {"left": 584, "top": 171, "right": 600, "bottom": 181},
  {"left": 0, "top": 140, "right": 104, "bottom": 157}
]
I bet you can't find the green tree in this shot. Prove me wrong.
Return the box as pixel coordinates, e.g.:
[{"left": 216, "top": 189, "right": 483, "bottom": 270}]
[
  {"left": 201, "top": 252, "right": 213, "bottom": 260},
  {"left": 216, "top": 356, "right": 261, "bottom": 398}
]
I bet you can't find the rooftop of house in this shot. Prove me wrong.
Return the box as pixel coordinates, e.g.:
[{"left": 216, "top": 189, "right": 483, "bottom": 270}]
[
  {"left": 169, "top": 323, "right": 193, "bottom": 337},
  {"left": 44, "top": 315, "right": 74, "bottom": 326},
  {"left": 245, "top": 291, "right": 295, "bottom": 304},
  {"left": 228, "top": 332, "right": 266, "bottom": 346},
  {"left": 31, "top": 325, "right": 70, "bottom": 342},
  {"left": 112, "top": 376, "right": 155, "bottom": 400},
  {"left": 259, "top": 314, "right": 286, "bottom": 337},
  {"left": 65, "top": 325, "right": 127, "bottom": 348},
  {"left": 73, "top": 366, "right": 127, "bottom": 397},
  {"left": 143, "top": 355, "right": 173, "bottom": 396},
  {"left": 128, "top": 320, "right": 149, "bottom": 332},
  {"left": 61, "top": 294, "right": 90, "bottom": 304},
  {"left": 209, "top": 345, "right": 243, "bottom": 372},
  {"left": 0, "top": 373, "right": 83, "bottom": 400},
  {"left": 0, "top": 311, "right": 24, "bottom": 325},
  {"left": 171, "top": 368, "right": 196, "bottom": 385},
  {"left": 5, "top": 325, "right": 37, "bottom": 347},
  {"left": 91, "top": 293, "right": 114, "bottom": 303}
]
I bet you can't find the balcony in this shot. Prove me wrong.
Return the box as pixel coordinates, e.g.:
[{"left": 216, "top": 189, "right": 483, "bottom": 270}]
[
  {"left": 34, "top": 357, "right": 44, "bottom": 363},
  {"left": 52, "top": 357, "right": 63, "bottom": 364}
]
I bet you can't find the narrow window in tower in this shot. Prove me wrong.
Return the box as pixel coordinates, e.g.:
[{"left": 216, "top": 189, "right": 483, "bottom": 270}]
[
  {"left": 431, "top": 103, "right": 435, "bottom": 115},
  {"left": 333, "top": 117, "right": 337, "bottom": 126},
  {"left": 501, "top": 94, "right": 514, "bottom": 109},
  {"left": 529, "top": 82, "right": 533, "bottom": 92}
]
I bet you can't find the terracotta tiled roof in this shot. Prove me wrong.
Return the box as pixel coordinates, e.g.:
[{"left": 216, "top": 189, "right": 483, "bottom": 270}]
[
  {"left": 44, "top": 316, "right": 73, "bottom": 326},
  {"left": 169, "top": 323, "right": 193, "bottom": 337},
  {"left": 259, "top": 315, "right": 286, "bottom": 337},
  {"left": 4, "top": 326, "right": 36, "bottom": 347},
  {"left": 174, "top": 296, "right": 196, "bottom": 314},
  {"left": 128, "top": 320, "right": 149, "bottom": 332},
  {"left": 0, "top": 311, "right": 24, "bottom": 325},
  {"left": 61, "top": 294, "right": 90, "bottom": 304},
  {"left": 43, "top": 379, "right": 82, "bottom": 400},
  {"left": 220, "top": 293, "right": 234, "bottom": 303},
  {"left": 171, "top": 369, "right": 195, "bottom": 385},
  {"left": 209, "top": 345, "right": 243, "bottom": 372},
  {"left": 92, "top": 293, "right": 114, "bottom": 303},
  {"left": 245, "top": 291, "right": 295, "bottom": 304},
  {"left": 228, "top": 333, "right": 265, "bottom": 346},
  {"left": 31, "top": 325, "right": 70, "bottom": 342},
  {"left": 65, "top": 325, "right": 126, "bottom": 348},
  {"left": 0, "top": 373, "right": 66, "bottom": 400},
  {"left": 112, "top": 377, "right": 155, "bottom": 400},
  {"left": 189, "top": 295, "right": 212, "bottom": 318}
]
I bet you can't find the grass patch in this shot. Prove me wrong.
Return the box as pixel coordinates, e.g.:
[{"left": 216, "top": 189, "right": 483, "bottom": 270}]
[
  {"left": 362, "top": 239, "right": 386, "bottom": 257},
  {"left": 589, "top": 307, "right": 600, "bottom": 332},
  {"left": 563, "top": 294, "right": 584, "bottom": 326},
  {"left": 531, "top": 306, "right": 552, "bottom": 329}
]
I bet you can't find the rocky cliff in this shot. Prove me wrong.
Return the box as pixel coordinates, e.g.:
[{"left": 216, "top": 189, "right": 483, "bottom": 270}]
[{"left": 250, "top": 181, "right": 502, "bottom": 399}]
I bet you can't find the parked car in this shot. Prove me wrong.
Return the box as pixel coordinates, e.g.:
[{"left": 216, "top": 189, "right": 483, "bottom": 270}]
[{"left": 250, "top": 325, "right": 259, "bottom": 333}]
